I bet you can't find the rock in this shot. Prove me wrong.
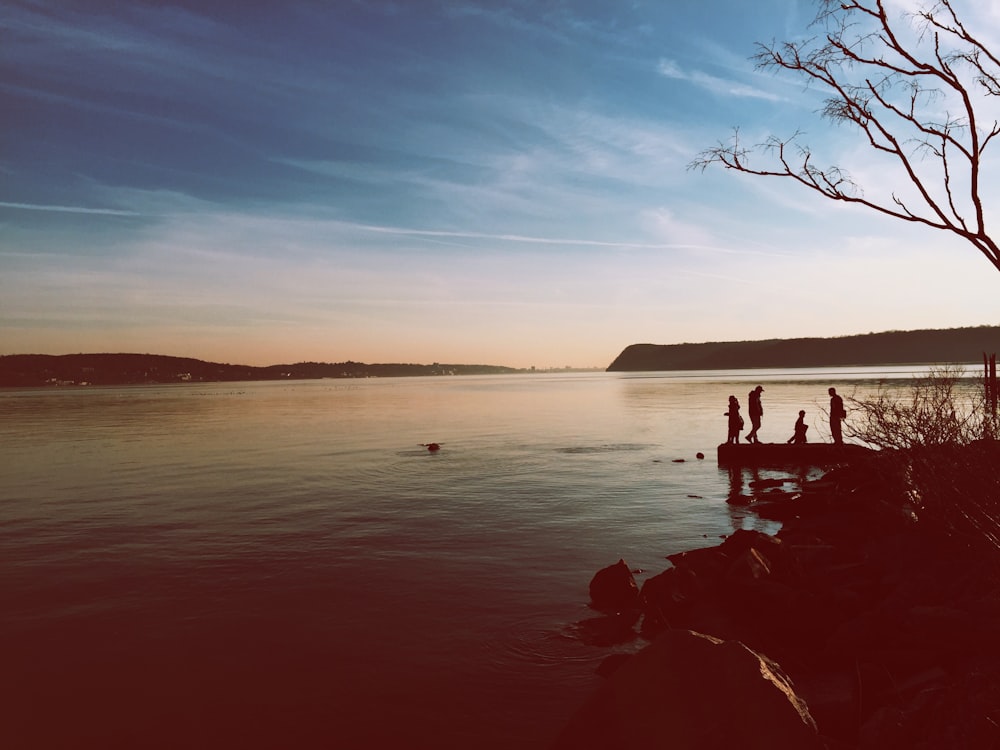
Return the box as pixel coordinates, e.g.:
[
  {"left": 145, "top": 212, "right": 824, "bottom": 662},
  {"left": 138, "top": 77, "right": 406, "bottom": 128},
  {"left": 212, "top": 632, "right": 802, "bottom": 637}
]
[
  {"left": 720, "top": 529, "right": 804, "bottom": 585},
  {"left": 588, "top": 558, "right": 639, "bottom": 614},
  {"left": 563, "top": 446, "right": 1000, "bottom": 748},
  {"left": 717, "top": 528, "right": 776, "bottom": 556},
  {"left": 752, "top": 493, "right": 808, "bottom": 522},
  {"left": 641, "top": 533, "right": 810, "bottom": 642},
  {"left": 792, "top": 668, "right": 861, "bottom": 745},
  {"left": 639, "top": 567, "right": 690, "bottom": 636},
  {"left": 859, "top": 705, "right": 908, "bottom": 748},
  {"left": 666, "top": 545, "right": 729, "bottom": 580},
  {"left": 725, "top": 546, "right": 773, "bottom": 582},
  {"left": 639, "top": 564, "right": 741, "bottom": 641},
  {"left": 595, "top": 653, "right": 632, "bottom": 678},
  {"left": 721, "top": 578, "right": 834, "bottom": 658},
  {"left": 551, "top": 629, "right": 824, "bottom": 750},
  {"left": 750, "top": 477, "right": 787, "bottom": 489}
]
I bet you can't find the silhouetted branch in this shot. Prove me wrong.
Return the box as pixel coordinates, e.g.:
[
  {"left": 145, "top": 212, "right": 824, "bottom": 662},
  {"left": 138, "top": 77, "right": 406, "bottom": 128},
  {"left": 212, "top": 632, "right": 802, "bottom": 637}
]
[{"left": 690, "top": 0, "right": 1000, "bottom": 273}]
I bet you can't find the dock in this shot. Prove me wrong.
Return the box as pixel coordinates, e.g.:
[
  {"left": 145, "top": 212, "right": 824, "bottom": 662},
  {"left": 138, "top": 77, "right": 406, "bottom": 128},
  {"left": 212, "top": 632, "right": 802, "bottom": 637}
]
[{"left": 717, "top": 442, "right": 872, "bottom": 467}]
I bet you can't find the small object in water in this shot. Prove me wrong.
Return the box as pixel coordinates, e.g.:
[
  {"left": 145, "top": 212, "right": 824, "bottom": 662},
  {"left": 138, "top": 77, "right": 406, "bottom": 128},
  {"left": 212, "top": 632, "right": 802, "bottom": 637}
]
[
  {"left": 696, "top": 452, "right": 705, "bottom": 460},
  {"left": 672, "top": 458, "right": 685, "bottom": 463},
  {"left": 420, "top": 443, "right": 442, "bottom": 451}
]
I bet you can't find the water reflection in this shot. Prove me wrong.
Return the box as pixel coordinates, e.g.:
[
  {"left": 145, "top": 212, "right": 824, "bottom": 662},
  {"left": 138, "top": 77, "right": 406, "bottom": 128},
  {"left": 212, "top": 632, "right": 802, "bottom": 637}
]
[
  {"left": 723, "top": 463, "right": 817, "bottom": 534},
  {"left": 0, "top": 370, "right": 927, "bottom": 747}
]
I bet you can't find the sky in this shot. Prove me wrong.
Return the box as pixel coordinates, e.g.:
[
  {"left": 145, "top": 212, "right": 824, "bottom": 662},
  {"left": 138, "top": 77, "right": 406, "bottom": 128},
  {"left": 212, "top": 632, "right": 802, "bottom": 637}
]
[{"left": 2, "top": 0, "right": 999, "bottom": 369}]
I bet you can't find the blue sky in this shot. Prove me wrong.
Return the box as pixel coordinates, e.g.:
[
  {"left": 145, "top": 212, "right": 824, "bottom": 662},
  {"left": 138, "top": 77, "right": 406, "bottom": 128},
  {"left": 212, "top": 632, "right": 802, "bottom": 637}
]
[{"left": 2, "top": 0, "right": 998, "bottom": 368}]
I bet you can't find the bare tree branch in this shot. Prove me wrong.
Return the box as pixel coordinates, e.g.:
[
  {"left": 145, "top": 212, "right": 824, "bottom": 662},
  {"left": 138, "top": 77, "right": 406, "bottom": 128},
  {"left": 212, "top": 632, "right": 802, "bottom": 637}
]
[{"left": 690, "top": 0, "right": 1000, "bottom": 273}]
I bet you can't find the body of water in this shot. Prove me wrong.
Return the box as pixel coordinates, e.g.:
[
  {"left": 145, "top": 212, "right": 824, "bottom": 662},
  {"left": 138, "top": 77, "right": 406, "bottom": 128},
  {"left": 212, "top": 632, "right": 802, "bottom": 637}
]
[{"left": 0, "top": 366, "right": 944, "bottom": 748}]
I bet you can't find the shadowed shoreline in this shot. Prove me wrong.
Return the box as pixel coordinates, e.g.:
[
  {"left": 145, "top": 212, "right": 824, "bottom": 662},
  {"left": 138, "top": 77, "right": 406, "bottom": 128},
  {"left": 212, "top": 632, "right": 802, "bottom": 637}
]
[{"left": 554, "top": 442, "right": 1000, "bottom": 748}]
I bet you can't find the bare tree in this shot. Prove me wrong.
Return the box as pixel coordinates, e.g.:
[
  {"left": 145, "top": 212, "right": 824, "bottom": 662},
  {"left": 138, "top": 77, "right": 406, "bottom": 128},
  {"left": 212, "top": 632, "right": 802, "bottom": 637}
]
[{"left": 690, "top": 0, "right": 1000, "bottom": 273}]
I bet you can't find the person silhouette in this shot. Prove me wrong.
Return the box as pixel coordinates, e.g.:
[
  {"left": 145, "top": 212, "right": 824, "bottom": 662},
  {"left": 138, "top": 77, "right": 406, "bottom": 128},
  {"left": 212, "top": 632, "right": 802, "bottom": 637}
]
[
  {"left": 724, "top": 395, "right": 743, "bottom": 445},
  {"left": 787, "top": 410, "right": 808, "bottom": 444},
  {"left": 746, "top": 385, "right": 764, "bottom": 443},
  {"left": 828, "top": 387, "right": 846, "bottom": 444}
]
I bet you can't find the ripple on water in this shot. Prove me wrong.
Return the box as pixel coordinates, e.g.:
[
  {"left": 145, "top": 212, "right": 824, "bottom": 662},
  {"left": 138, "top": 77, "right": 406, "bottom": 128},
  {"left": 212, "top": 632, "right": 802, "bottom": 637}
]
[{"left": 483, "top": 614, "right": 611, "bottom": 673}]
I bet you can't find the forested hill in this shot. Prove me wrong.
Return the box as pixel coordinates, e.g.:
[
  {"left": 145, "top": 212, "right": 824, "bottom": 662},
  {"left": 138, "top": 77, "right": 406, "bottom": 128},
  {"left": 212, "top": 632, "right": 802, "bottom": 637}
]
[
  {"left": 0, "top": 353, "right": 520, "bottom": 387},
  {"left": 607, "top": 326, "right": 1000, "bottom": 372}
]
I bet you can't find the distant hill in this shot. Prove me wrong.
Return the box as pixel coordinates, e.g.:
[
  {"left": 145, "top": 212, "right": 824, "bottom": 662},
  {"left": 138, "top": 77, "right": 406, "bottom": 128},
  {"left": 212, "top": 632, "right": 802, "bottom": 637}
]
[
  {"left": 607, "top": 326, "right": 1000, "bottom": 372},
  {"left": 0, "top": 353, "right": 521, "bottom": 388}
]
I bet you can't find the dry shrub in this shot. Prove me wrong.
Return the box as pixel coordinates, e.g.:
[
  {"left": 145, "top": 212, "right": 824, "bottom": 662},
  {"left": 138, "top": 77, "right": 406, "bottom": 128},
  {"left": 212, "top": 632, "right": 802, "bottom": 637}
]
[
  {"left": 844, "top": 365, "right": 989, "bottom": 450},
  {"left": 844, "top": 366, "right": 1000, "bottom": 558}
]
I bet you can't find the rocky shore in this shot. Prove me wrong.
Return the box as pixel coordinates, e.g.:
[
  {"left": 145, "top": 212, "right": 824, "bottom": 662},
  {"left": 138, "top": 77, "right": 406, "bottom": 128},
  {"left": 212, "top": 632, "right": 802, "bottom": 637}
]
[{"left": 553, "top": 444, "right": 1000, "bottom": 749}]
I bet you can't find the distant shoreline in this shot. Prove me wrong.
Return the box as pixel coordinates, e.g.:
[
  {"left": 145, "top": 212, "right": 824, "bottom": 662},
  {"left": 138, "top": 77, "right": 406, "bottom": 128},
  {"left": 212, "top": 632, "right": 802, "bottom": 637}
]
[
  {"left": 3, "top": 326, "right": 997, "bottom": 387},
  {"left": 0, "top": 359, "right": 975, "bottom": 390},
  {"left": 607, "top": 325, "right": 1000, "bottom": 372},
  {"left": 0, "top": 353, "right": 600, "bottom": 388}
]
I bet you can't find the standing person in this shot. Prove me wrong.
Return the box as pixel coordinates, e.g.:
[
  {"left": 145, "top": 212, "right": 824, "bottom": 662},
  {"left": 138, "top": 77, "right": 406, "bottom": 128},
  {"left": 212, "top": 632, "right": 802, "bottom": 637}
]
[
  {"left": 725, "top": 395, "right": 743, "bottom": 444},
  {"left": 787, "top": 410, "right": 808, "bottom": 444},
  {"left": 746, "top": 385, "right": 764, "bottom": 443},
  {"left": 829, "top": 387, "right": 846, "bottom": 444}
]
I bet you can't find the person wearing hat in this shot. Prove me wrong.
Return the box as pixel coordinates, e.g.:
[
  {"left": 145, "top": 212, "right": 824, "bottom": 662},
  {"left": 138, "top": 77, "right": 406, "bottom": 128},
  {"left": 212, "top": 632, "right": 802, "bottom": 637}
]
[{"left": 746, "top": 385, "right": 764, "bottom": 443}]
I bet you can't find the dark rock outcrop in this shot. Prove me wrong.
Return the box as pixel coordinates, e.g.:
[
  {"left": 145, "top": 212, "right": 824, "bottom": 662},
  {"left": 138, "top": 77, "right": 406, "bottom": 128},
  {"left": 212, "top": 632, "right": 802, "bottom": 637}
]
[
  {"left": 560, "top": 447, "right": 1000, "bottom": 748},
  {"left": 551, "top": 629, "right": 824, "bottom": 750}
]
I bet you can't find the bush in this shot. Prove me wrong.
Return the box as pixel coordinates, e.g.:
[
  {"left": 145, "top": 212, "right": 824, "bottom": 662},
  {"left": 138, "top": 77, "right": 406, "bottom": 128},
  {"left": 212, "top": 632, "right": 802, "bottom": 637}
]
[
  {"left": 844, "top": 365, "right": 989, "bottom": 450},
  {"left": 843, "top": 366, "right": 1000, "bottom": 558}
]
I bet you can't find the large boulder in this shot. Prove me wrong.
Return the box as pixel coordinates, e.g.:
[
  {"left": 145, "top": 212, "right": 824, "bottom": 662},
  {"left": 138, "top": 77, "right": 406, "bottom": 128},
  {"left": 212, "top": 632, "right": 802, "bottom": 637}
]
[
  {"left": 639, "top": 530, "right": 809, "bottom": 642},
  {"left": 639, "top": 564, "right": 731, "bottom": 639},
  {"left": 589, "top": 559, "right": 640, "bottom": 614},
  {"left": 719, "top": 529, "right": 804, "bottom": 585},
  {"left": 551, "top": 629, "right": 823, "bottom": 749}
]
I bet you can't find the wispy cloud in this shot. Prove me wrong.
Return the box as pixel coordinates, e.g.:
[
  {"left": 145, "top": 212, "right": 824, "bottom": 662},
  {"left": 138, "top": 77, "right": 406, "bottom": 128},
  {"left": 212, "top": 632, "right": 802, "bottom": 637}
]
[
  {"left": 0, "top": 201, "right": 139, "bottom": 216},
  {"left": 352, "top": 222, "right": 686, "bottom": 248},
  {"left": 344, "top": 219, "right": 793, "bottom": 258},
  {"left": 657, "top": 58, "right": 784, "bottom": 101}
]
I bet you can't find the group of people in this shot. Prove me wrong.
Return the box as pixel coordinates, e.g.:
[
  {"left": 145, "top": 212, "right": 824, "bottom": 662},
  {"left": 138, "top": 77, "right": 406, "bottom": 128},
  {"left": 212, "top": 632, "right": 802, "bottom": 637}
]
[{"left": 724, "top": 386, "right": 847, "bottom": 445}]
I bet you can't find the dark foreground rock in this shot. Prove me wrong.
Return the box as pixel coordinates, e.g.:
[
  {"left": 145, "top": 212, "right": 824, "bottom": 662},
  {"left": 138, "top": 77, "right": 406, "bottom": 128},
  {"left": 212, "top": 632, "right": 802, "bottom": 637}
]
[
  {"left": 588, "top": 558, "right": 640, "bottom": 614},
  {"left": 552, "top": 629, "right": 824, "bottom": 750},
  {"left": 557, "top": 445, "right": 1000, "bottom": 749}
]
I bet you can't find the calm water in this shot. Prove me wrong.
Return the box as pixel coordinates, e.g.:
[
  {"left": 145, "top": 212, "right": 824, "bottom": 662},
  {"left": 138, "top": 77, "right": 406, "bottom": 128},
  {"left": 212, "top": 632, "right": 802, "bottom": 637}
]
[{"left": 0, "top": 366, "right": 941, "bottom": 748}]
